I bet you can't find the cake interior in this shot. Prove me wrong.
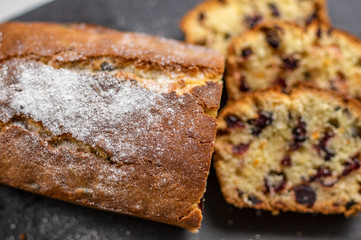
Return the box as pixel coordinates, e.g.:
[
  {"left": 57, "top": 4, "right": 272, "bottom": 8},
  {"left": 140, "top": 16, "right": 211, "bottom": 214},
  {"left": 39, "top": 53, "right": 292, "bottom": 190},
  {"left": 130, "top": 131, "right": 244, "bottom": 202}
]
[{"left": 215, "top": 89, "right": 361, "bottom": 215}]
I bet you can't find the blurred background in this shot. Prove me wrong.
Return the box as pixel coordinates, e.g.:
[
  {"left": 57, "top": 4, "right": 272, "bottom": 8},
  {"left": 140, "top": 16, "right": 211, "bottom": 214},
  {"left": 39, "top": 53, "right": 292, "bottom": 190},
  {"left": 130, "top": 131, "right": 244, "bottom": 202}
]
[{"left": 2, "top": 0, "right": 361, "bottom": 39}]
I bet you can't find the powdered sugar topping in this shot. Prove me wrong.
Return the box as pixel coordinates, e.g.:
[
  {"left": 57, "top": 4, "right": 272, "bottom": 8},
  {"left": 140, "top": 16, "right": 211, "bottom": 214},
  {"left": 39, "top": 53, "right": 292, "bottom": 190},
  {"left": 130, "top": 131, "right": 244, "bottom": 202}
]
[{"left": 0, "top": 59, "right": 193, "bottom": 163}]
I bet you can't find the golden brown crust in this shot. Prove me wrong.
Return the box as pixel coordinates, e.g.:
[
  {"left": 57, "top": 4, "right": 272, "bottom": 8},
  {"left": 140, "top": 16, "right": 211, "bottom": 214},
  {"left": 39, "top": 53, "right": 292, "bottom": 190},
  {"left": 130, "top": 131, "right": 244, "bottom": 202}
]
[
  {"left": 0, "top": 22, "right": 225, "bottom": 77},
  {"left": 0, "top": 93, "right": 216, "bottom": 231},
  {"left": 190, "top": 81, "right": 223, "bottom": 113},
  {"left": 0, "top": 22, "right": 225, "bottom": 231},
  {"left": 215, "top": 84, "right": 361, "bottom": 216}
]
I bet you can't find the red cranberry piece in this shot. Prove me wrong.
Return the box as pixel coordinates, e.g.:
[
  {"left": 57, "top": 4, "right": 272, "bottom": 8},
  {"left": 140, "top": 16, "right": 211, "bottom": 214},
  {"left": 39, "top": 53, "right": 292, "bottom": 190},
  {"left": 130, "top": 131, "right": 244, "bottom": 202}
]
[
  {"left": 198, "top": 12, "right": 205, "bottom": 21},
  {"left": 241, "top": 47, "right": 253, "bottom": 59},
  {"left": 280, "top": 156, "right": 292, "bottom": 167},
  {"left": 342, "top": 154, "right": 361, "bottom": 177},
  {"left": 314, "top": 130, "right": 335, "bottom": 161},
  {"left": 100, "top": 62, "right": 114, "bottom": 71},
  {"left": 282, "top": 56, "right": 299, "bottom": 70},
  {"left": 316, "top": 27, "right": 322, "bottom": 39},
  {"left": 294, "top": 185, "right": 316, "bottom": 206},
  {"left": 239, "top": 76, "right": 250, "bottom": 92},
  {"left": 346, "top": 200, "right": 356, "bottom": 210},
  {"left": 261, "top": 27, "right": 281, "bottom": 49},
  {"left": 309, "top": 167, "right": 332, "bottom": 182},
  {"left": 289, "top": 117, "right": 307, "bottom": 151},
  {"left": 225, "top": 115, "right": 245, "bottom": 129},
  {"left": 245, "top": 15, "right": 263, "bottom": 29},
  {"left": 268, "top": 3, "right": 280, "bottom": 17},
  {"left": 237, "top": 189, "right": 244, "bottom": 198},
  {"left": 276, "top": 78, "right": 287, "bottom": 89},
  {"left": 264, "top": 172, "right": 287, "bottom": 193},
  {"left": 249, "top": 111, "right": 273, "bottom": 136},
  {"left": 198, "top": 197, "right": 205, "bottom": 212},
  {"left": 248, "top": 195, "right": 262, "bottom": 205},
  {"left": 305, "top": 10, "right": 319, "bottom": 26},
  {"left": 232, "top": 143, "right": 250, "bottom": 155}
]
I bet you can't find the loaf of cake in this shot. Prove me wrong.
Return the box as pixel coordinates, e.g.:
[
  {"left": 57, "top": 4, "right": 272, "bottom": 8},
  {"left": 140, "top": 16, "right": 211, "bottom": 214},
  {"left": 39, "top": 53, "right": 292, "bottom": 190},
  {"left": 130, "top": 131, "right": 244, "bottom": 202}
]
[
  {"left": 180, "top": 0, "right": 329, "bottom": 54},
  {"left": 0, "top": 22, "right": 225, "bottom": 231},
  {"left": 214, "top": 85, "right": 361, "bottom": 216},
  {"left": 226, "top": 21, "right": 361, "bottom": 101}
]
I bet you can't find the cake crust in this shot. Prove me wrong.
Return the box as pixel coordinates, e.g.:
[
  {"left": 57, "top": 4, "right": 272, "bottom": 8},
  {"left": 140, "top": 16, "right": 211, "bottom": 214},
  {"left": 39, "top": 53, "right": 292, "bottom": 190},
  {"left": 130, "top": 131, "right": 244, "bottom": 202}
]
[
  {"left": 0, "top": 22, "right": 224, "bottom": 76},
  {"left": 0, "top": 22, "right": 225, "bottom": 231}
]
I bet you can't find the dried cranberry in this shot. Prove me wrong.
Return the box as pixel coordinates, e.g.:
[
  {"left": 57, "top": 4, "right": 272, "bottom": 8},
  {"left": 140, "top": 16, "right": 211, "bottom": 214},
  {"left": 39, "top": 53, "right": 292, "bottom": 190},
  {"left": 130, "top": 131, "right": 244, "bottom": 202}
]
[
  {"left": 280, "top": 155, "right": 292, "bottom": 167},
  {"left": 305, "top": 11, "right": 318, "bottom": 26},
  {"left": 275, "top": 78, "right": 287, "bottom": 90},
  {"left": 249, "top": 111, "right": 273, "bottom": 136},
  {"left": 282, "top": 56, "right": 299, "bottom": 70},
  {"left": 240, "top": 76, "right": 250, "bottom": 92},
  {"left": 264, "top": 172, "right": 287, "bottom": 193},
  {"left": 289, "top": 117, "right": 307, "bottom": 151},
  {"left": 100, "top": 62, "right": 114, "bottom": 71},
  {"left": 294, "top": 185, "right": 316, "bottom": 206},
  {"left": 262, "top": 27, "right": 281, "bottom": 49},
  {"left": 342, "top": 154, "right": 361, "bottom": 177},
  {"left": 198, "top": 197, "right": 205, "bottom": 212},
  {"left": 225, "top": 115, "right": 245, "bottom": 129},
  {"left": 268, "top": 3, "right": 280, "bottom": 17},
  {"left": 316, "top": 27, "right": 322, "bottom": 39},
  {"left": 237, "top": 189, "right": 244, "bottom": 198},
  {"left": 198, "top": 12, "right": 205, "bottom": 21},
  {"left": 314, "top": 130, "right": 335, "bottom": 161},
  {"left": 232, "top": 143, "right": 250, "bottom": 155},
  {"left": 248, "top": 195, "right": 262, "bottom": 205},
  {"left": 309, "top": 167, "right": 332, "bottom": 182},
  {"left": 245, "top": 15, "right": 263, "bottom": 29},
  {"left": 346, "top": 200, "right": 356, "bottom": 210},
  {"left": 241, "top": 47, "right": 253, "bottom": 59}
]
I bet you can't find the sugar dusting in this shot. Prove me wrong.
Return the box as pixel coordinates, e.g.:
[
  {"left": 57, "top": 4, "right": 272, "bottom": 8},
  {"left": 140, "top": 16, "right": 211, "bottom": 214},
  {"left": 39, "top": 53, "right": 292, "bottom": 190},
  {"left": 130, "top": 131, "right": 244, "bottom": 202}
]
[{"left": 0, "top": 59, "right": 186, "bottom": 163}]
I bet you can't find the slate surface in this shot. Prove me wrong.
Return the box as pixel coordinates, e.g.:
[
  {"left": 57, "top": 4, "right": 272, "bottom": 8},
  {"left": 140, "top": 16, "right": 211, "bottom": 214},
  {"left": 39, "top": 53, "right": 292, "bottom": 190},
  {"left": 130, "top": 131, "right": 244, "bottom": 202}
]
[{"left": 1, "top": 0, "right": 361, "bottom": 239}]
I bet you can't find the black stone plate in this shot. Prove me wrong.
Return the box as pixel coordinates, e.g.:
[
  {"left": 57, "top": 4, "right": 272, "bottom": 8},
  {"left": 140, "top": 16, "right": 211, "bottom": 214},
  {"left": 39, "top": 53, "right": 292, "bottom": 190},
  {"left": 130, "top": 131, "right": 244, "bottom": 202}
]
[{"left": 1, "top": 0, "right": 361, "bottom": 239}]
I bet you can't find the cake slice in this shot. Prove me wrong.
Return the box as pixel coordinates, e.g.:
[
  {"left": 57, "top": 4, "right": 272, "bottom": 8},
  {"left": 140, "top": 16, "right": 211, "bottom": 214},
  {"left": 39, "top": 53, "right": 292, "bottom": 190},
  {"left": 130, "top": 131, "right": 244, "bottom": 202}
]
[
  {"left": 226, "top": 21, "right": 361, "bottom": 101},
  {"left": 214, "top": 85, "right": 361, "bottom": 216},
  {"left": 0, "top": 22, "right": 225, "bottom": 231},
  {"left": 180, "top": 0, "right": 329, "bottom": 54}
]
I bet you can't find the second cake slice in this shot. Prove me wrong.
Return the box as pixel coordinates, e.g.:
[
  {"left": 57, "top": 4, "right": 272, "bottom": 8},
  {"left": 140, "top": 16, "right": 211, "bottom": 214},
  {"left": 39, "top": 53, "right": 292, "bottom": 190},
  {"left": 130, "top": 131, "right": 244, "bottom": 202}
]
[{"left": 215, "top": 85, "right": 361, "bottom": 216}]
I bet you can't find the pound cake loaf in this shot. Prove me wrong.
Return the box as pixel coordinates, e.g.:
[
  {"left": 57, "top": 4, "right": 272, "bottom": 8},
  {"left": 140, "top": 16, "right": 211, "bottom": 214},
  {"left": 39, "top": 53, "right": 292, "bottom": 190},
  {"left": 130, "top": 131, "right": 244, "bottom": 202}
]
[
  {"left": 180, "top": 0, "right": 329, "bottom": 54},
  {"left": 0, "top": 22, "right": 225, "bottom": 231},
  {"left": 214, "top": 85, "right": 361, "bottom": 216},
  {"left": 226, "top": 21, "right": 361, "bottom": 101}
]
